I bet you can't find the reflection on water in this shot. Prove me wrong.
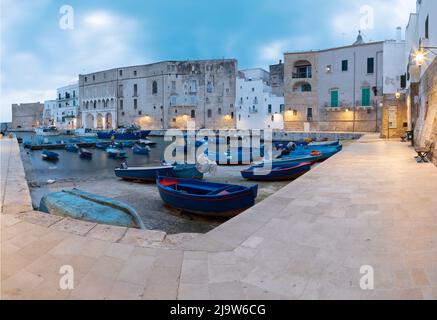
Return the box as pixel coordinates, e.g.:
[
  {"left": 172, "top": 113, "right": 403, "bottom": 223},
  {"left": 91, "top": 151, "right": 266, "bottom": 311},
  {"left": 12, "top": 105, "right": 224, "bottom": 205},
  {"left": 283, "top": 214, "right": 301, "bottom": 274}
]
[{"left": 17, "top": 133, "right": 171, "bottom": 183}]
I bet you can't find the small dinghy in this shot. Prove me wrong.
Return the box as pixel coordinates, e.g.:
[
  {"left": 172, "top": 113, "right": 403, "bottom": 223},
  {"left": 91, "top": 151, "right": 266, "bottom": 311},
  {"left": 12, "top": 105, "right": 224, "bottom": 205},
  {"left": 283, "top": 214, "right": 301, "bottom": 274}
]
[
  {"left": 132, "top": 144, "right": 150, "bottom": 155},
  {"left": 41, "top": 150, "right": 59, "bottom": 161},
  {"left": 39, "top": 188, "right": 145, "bottom": 229},
  {"left": 106, "top": 147, "right": 127, "bottom": 159},
  {"left": 79, "top": 148, "right": 93, "bottom": 159},
  {"left": 157, "top": 177, "right": 258, "bottom": 217},
  {"left": 115, "top": 164, "right": 174, "bottom": 182},
  {"left": 65, "top": 144, "right": 79, "bottom": 152},
  {"left": 121, "top": 141, "right": 134, "bottom": 148},
  {"left": 241, "top": 162, "right": 312, "bottom": 181}
]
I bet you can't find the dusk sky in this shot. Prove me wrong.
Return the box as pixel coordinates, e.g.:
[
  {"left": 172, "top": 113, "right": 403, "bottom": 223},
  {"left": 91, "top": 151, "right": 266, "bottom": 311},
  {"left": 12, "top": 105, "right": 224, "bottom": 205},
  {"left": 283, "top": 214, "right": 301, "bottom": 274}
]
[{"left": 0, "top": 0, "right": 416, "bottom": 122}]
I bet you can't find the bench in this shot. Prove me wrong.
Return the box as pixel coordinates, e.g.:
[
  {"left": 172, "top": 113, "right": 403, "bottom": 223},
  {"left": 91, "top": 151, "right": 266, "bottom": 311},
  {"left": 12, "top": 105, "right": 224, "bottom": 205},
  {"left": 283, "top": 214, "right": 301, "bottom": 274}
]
[{"left": 415, "top": 140, "right": 434, "bottom": 163}]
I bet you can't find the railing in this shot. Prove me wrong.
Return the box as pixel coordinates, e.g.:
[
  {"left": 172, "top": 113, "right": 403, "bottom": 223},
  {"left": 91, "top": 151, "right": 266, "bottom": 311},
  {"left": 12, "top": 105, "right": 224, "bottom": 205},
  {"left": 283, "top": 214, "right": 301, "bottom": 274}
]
[{"left": 292, "top": 69, "right": 312, "bottom": 79}]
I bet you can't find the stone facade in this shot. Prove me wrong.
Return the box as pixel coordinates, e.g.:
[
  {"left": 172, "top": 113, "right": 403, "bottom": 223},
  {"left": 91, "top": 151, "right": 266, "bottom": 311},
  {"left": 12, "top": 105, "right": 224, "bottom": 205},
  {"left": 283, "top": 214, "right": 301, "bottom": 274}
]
[
  {"left": 56, "top": 82, "right": 79, "bottom": 130},
  {"left": 283, "top": 40, "right": 389, "bottom": 133},
  {"left": 269, "top": 61, "right": 284, "bottom": 97},
  {"left": 11, "top": 102, "right": 44, "bottom": 130},
  {"left": 79, "top": 59, "right": 237, "bottom": 130},
  {"left": 380, "top": 94, "right": 408, "bottom": 139},
  {"left": 414, "top": 58, "right": 437, "bottom": 165}
]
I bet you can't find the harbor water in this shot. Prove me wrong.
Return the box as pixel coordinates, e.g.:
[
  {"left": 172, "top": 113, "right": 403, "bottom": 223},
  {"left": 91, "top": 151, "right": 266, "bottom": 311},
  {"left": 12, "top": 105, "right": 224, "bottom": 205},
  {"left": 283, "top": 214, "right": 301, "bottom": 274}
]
[{"left": 16, "top": 133, "right": 291, "bottom": 234}]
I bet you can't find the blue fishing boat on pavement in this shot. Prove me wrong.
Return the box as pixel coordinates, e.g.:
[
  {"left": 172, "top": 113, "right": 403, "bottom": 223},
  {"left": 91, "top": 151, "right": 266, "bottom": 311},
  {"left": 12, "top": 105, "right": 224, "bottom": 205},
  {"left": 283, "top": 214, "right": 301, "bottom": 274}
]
[
  {"left": 106, "top": 147, "right": 127, "bottom": 159},
  {"left": 65, "top": 144, "right": 79, "bottom": 152},
  {"left": 39, "top": 188, "right": 145, "bottom": 229},
  {"left": 172, "top": 164, "right": 204, "bottom": 179},
  {"left": 132, "top": 144, "right": 150, "bottom": 155},
  {"left": 41, "top": 150, "right": 59, "bottom": 161},
  {"left": 241, "top": 162, "right": 312, "bottom": 181},
  {"left": 115, "top": 164, "right": 174, "bottom": 182},
  {"left": 79, "top": 148, "right": 93, "bottom": 159},
  {"left": 157, "top": 177, "right": 258, "bottom": 217}
]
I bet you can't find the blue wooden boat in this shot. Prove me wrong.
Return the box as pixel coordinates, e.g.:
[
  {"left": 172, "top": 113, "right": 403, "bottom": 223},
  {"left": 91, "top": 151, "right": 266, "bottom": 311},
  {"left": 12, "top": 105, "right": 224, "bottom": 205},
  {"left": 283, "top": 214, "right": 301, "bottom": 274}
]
[
  {"left": 79, "top": 148, "right": 93, "bottom": 159},
  {"left": 115, "top": 165, "right": 174, "bottom": 182},
  {"left": 39, "top": 188, "right": 145, "bottom": 229},
  {"left": 157, "top": 177, "right": 258, "bottom": 217},
  {"left": 106, "top": 147, "right": 127, "bottom": 159},
  {"left": 65, "top": 144, "right": 79, "bottom": 152},
  {"left": 138, "top": 139, "right": 157, "bottom": 146},
  {"left": 96, "top": 141, "right": 111, "bottom": 149},
  {"left": 97, "top": 128, "right": 151, "bottom": 140},
  {"left": 172, "top": 164, "right": 204, "bottom": 179},
  {"left": 308, "top": 140, "right": 340, "bottom": 147},
  {"left": 241, "top": 162, "right": 312, "bottom": 181},
  {"left": 121, "top": 141, "right": 134, "bottom": 148},
  {"left": 132, "top": 144, "right": 150, "bottom": 155},
  {"left": 41, "top": 150, "right": 59, "bottom": 161}
]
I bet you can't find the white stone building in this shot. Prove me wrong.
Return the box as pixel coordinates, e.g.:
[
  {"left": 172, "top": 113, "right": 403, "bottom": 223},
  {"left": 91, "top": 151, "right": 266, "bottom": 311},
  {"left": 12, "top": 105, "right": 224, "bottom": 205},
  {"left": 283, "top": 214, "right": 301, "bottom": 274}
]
[
  {"left": 56, "top": 81, "right": 79, "bottom": 129},
  {"left": 43, "top": 100, "right": 57, "bottom": 126},
  {"left": 236, "top": 69, "right": 284, "bottom": 130},
  {"left": 79, "top": 60, "right": 237, "bottom": 130}
]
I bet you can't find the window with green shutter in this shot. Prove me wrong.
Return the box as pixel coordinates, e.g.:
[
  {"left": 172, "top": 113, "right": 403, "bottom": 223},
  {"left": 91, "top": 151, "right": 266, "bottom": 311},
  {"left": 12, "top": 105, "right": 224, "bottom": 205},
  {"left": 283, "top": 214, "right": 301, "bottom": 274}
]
[
  {"left": 268, "top": 104, "right": 272, "bottom": 114},
  {"left": 330, "top": 90, "right": 339, "bottom": 107},
  {"left": 367, "top": 58, "right": 374, "bottom": 74},
  {"left": 362, "top": 88, "right": 371, "bottom": 106}
]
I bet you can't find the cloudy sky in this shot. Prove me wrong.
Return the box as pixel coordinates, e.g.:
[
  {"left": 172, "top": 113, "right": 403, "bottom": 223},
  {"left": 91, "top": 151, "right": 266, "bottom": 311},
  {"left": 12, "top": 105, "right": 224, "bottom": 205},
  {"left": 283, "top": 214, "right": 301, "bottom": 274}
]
[{"left": 0, "top": 0, "right": 416, "bottom": 122}]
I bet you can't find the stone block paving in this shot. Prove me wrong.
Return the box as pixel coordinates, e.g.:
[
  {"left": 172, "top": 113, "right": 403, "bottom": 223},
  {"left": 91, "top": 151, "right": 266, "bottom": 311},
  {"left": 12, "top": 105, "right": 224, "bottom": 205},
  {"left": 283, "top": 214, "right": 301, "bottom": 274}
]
[{"left": 1, "top": 135, "right": 437, "bottom": 300}]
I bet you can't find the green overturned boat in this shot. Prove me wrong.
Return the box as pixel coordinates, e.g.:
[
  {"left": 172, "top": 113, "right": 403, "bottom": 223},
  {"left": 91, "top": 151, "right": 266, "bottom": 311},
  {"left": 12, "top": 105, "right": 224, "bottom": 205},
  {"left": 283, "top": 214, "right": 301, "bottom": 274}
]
[{"left": 39, "top": 188, "right": 145, "bottom": 229}]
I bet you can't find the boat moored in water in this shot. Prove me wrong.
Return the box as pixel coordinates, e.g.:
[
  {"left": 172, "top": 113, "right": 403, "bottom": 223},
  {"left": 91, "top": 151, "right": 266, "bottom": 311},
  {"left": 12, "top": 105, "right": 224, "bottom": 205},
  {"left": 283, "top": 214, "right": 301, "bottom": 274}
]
[
  {"left": 97, "top": 126, "right": 151, "bottom": 140},
  {"left": 106, "top": 147, "right": 127, "bottom": 159},
  {"left": 65, "top": 144, "right": 79, "bottom": 152},
  {"left": 79, "top": 148, "right": 93, "bottom": 159},
  {"left": 39, "top": 188, "right": 145, "bottom": 229},
  {"left": 132, "top": 144, "right": 150, "bottom": 155},
  {"left": 75, "top": 128, "right": 97, "bottom": 137},
  {"left": 241, "top": 162, "right": 312, "bottom": 181},
  {"left": 41, "top": 150, "right": 59, "bottom": 161},
  {"left": 34, "top": 126, "right": 60, "bottom": 137},
  {"left": 157, "top": 177, "right": 258, "bottom": 217}
]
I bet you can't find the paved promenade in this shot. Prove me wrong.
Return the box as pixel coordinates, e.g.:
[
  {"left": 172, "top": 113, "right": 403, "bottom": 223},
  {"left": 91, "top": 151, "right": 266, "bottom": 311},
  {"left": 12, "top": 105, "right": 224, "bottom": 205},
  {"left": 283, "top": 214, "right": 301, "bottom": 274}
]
[{"left": 1, "top": 135, "right": 437, "bottom": 300}]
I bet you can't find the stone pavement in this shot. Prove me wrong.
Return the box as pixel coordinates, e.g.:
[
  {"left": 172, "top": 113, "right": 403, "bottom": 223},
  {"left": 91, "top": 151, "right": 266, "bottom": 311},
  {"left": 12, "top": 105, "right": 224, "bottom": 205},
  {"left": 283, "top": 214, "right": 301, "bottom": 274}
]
[{"left": 1, "top": 135, "right": 437, "bottom": 300}]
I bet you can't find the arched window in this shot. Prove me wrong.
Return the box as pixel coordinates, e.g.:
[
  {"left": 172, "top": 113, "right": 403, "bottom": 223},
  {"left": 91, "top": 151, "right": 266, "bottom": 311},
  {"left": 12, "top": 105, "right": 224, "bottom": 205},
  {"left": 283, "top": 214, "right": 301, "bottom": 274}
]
[{"left": 152, "top": 81, "right": 158, "bottom": 94}]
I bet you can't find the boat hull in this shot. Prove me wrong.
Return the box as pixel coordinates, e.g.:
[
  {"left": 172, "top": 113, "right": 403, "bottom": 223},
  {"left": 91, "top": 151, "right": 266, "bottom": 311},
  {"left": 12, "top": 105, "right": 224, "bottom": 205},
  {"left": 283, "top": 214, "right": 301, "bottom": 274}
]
[
  {"left": 97, "top": 130, "right": 151, "bottom": 140},
  {"left": 172, "top": 164, "right": 204, "bottom": 179},
  {"left": 41, "top": 150, "right": 59, "bottom": 161},
  {"left": 157, "top": 177, "right": 258, "bottom": 217},
  {"left": 241, "top": 162, "right": 312, "bottom": 181},
  {"left": 115, "top": 166, "right": 174, "bottom": 182},
  {"left": 39, "top": 189, "right": 144, "bottom": 229}
]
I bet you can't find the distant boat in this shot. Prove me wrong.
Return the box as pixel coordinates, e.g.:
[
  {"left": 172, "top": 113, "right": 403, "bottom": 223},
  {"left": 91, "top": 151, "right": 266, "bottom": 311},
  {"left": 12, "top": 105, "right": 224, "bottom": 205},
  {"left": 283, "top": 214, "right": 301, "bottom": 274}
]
[
  {"left": 75, "top": 128, "right": 97, "bottom": 137},
  {"left": 132, "top": 144, "right": 150, "bottom": 155},
  {"left": 121, "top": 141, "right": 134, "bottom": 148},
  {"left": 95, "top": 141, "right": 111, "bottom": 149},
  {"left": 172, "top": 164, "right": 204, "bottom": 179},
  {"left": 39, "top": 188, "right": 145, "bottom": 229},
  {"left": 97, "top": 126, "right": 151, "bottom": 140},
  {"left": 157, "top": 177, "right": 258, "bottom": 217},
  {"left": 41, "top": 150, "right": 59, "bottom": 161},
  {"left": 106, "top": 147, "right": 127, "bottom": 159},
  {"left": 241, "top": 162, "right": 312, "bottom": 181},
  {"left": 65, "top": 144, "right": 79, "bottom": 152},
  {"left": 35, "top": 126, "right": 60, "bottom": 137},
  {"left": 115, "top": 165, "right": 174, "bottom": 182},
  {"left": 79, "top": 148, "right": 93, "bottom": 159}
]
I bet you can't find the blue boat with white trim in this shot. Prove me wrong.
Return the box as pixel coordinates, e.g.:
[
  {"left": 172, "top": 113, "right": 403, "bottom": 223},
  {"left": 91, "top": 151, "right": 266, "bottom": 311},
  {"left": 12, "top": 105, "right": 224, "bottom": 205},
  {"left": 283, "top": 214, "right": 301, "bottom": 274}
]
[
  {"left": 157, "top": 177, "right": 258, "bottom": 217},
  {"left": 115, "top": 165, "right": 174, "bottom": 182},
  {"left": 41, "top": 150, "right": 59, "bottom": 161},
  {"left": 241, "top": 162, "right": 312, "bottom": 181}
]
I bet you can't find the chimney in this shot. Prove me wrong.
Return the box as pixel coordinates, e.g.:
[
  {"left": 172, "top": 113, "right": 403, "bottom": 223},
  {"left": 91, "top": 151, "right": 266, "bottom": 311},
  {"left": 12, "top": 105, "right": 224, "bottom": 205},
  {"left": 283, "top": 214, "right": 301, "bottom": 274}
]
[
  {"left": 396, "top": 27, "right": 402, "bottom": 42},
  {"left": 279, "top": 59, "right": 282, "bottom": 64}
]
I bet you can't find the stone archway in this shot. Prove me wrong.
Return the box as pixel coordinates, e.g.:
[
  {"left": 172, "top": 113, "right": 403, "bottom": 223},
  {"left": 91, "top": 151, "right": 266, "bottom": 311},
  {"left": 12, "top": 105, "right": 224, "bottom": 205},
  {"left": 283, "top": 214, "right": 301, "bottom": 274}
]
[
  {"left": 105, "top": 113, "right": 112, "bottom": 129},
  {"left": 85, "top": 113, "right": 94, "bottom": 129},
  {"left": 96, "top": 113, "right": 104, "bottom": 129}
]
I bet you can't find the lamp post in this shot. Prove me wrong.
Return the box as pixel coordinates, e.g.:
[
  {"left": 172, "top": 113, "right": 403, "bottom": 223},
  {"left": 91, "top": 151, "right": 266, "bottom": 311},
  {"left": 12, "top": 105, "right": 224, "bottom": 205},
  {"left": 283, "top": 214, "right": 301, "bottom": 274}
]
[{"left": 414, "top": 47, "right": 437, "bottom": 67}]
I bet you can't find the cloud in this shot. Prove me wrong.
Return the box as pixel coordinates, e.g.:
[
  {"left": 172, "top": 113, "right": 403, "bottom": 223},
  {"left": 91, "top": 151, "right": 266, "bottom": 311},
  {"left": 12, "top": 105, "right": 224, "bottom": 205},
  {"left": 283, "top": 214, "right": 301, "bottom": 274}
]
[
  {"left": 1, "top": 7, "right": 148, "bottom": 122},
  {"left": 332, "top": 0, "right": 416, "bottom": 44},
  {"left": 257, "top": 36, "right": 316, "bottom": 69}
]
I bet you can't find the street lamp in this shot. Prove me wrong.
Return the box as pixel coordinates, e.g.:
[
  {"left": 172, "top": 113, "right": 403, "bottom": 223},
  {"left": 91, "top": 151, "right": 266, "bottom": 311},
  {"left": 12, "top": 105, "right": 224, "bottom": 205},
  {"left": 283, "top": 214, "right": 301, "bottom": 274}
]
[
  {"left": 395, "top": 90, "right": 401, "bottom": 100},
  {"left": 414, "top": 47, "right": 437, "bottom": 67}
]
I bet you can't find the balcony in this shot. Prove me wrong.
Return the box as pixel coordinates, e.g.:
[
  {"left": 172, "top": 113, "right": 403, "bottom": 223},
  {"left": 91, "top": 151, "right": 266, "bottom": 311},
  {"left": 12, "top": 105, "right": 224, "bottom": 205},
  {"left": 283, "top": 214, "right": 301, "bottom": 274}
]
[{"left": 292, "top": 70, "right": 312, "bottom": 79}]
